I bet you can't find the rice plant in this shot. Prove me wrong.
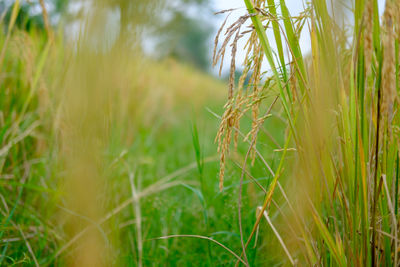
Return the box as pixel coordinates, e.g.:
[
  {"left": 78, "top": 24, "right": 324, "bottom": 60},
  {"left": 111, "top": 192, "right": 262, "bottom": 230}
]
[{"left": 214, "top": 0, "right": 400, "bottom": 265}]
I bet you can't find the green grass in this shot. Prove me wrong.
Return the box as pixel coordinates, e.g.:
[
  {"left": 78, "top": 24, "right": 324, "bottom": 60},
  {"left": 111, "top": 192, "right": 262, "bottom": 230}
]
[
  {"left": 2, "top": 0, "right": 400, "bottom": 266},
  {"left": 0, "top": 14, "right": 286, "bottom": 265}
]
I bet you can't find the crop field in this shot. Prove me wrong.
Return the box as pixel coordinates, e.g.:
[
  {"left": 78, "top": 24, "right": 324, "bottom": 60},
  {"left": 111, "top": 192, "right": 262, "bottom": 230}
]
[{"left": 1, "top": 0, "right": 400, "bottom": 266}]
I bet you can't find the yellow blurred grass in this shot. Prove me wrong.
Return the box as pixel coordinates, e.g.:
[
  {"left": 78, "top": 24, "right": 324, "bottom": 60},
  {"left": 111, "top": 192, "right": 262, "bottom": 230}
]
[{"left": 49, "top": 44, "right": 226, "bottom": 264}]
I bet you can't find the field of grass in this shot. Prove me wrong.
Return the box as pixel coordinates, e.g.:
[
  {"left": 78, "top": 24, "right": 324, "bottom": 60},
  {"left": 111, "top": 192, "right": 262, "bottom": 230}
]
[
  {"left": 0, "top": 17, "right": 286, "bottom": 265},
  {"left": 2, "top": 0, "right": 400, "bottom": 266}
]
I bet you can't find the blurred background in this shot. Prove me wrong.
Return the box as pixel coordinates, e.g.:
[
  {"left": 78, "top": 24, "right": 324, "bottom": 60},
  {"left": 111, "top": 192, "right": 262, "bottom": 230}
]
[
  {"left": 1, "top": 0, "right": 216, "bottom": 71},
  {"left": 0, "top": 0, "right": 285, "bottom": 266}
]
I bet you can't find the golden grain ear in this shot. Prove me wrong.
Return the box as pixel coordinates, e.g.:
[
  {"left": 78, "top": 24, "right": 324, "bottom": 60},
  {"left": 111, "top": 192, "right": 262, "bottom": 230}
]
[
  {"left": 213, "top": 0, "right": 276, "bottom": 190},
  {"left": 39, "top": 0, "right": 53, "bottom": 40},
  {"left": 364, "top": 0, "right": 373, "bottom": 77},
  {"left": 381, "top": 0, "right": 396, "bottom": 137}
]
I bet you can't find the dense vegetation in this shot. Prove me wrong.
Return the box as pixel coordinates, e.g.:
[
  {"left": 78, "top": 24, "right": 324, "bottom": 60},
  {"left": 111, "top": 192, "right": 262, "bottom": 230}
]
[
  {"left": 1, "top": 0, "right": 400, "bottom": 266},
  {"left": 213, "top": 0, "right": 400, "bottom": 265}
]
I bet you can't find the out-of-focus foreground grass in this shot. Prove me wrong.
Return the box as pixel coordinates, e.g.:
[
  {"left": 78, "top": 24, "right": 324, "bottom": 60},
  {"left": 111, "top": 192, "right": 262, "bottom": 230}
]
[{"left": 0, "top": 1, "right": 286, "bottom": 266}]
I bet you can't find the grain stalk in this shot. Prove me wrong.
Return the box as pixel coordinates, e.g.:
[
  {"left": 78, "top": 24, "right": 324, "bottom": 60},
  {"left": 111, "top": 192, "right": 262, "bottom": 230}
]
[{"left": 215, "top": 0, "right": 400, "bottom": 265}]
